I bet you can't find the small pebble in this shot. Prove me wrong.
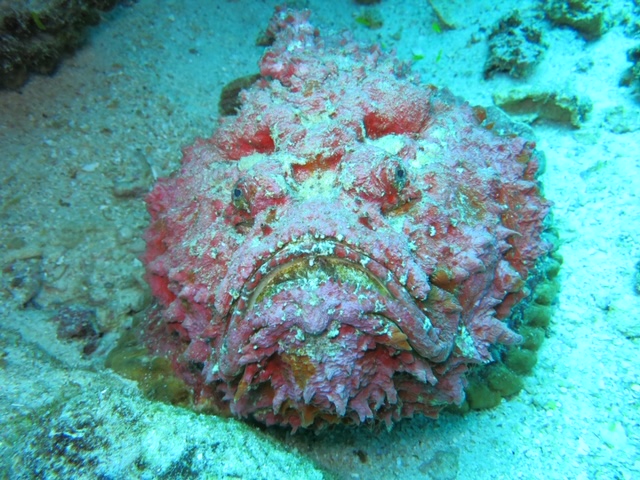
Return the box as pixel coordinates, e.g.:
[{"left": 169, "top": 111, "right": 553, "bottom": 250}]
[{"left": 81, "top": 162, "right": 99, "bottom": 172}]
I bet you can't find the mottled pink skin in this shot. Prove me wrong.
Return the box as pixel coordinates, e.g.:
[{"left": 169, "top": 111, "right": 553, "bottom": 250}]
[{"left": 143, "top": 9, "right": 551, "bottom": 430}]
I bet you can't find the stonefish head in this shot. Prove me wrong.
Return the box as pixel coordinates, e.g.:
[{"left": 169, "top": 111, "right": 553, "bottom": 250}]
[{"left": 140, "top": 9, "right": 552, "bottom": 430}]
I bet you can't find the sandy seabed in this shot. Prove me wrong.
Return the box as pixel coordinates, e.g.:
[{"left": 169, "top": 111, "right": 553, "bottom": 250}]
[{"left": 0, "top": 1, "right": 639, "bottom": 479}]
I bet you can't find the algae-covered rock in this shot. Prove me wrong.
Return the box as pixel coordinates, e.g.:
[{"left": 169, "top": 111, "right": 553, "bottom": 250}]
[
  {"left": 523, "top": 303, "right": 553, "bottom": 329},
  {"left": 544, "top": 0, "right": 610, "bottom": 40},
  {"left": 533, "top": 281, "right": 561, "bottom": 306},
  {"left": 519, "top": 326, "right": 546, "bottom": 351},
  {"left": 105, "top": 317, "right": 194, "bottom": 407},
  {"left": 0, "top": 321, "right": 326, "bottom": 478},
  {"left": 603, "top": 105, "right": 640, "bottom": 133},
  {"left": 503, "top": 348, "right": 538, "bottom": 375},
  {"left": 484, "top": 11, "right": 547, "bottom": 79},
  {"left": 620, "top": 45, "right": 640, "bottom": 97},
  {"left": 464, "top": 380, "right": 503, "bottom": 410},
  {"left": 493, "top": 87, "right": 592, "bottom": 127},
  {"left": 0, "top": 0, "right": 127, "bottom": 89},
  {"left": 486, "top": 363, "right": 524, "bottom": 397},
  {"left": 218, "top": 73, "right": 262, "bottom": 116}
]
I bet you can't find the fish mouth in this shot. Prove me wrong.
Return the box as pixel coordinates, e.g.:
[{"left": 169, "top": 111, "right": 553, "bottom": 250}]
[
  {"left": 214, "top": 236, "right": 453, "bottom": 427},
  {"left": 218, "top": 236, "right": 449, "bottom": 375},
  {"left": 246, "top": 246, "right": 392, "bottom": 320}
]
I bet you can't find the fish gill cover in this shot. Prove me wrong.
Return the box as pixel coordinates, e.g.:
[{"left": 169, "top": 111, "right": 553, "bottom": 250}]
[{"left": 111, "top": 8, "right": 558, "bottom": 431}]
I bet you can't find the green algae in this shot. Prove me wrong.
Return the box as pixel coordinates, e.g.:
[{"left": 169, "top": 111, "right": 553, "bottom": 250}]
[
  {"left": 456, "top": 231, "right": 562, "bottom": 413},
  {"left": 105, "top": 319, "right": 192, "bottom": 407},
  {"left": 523, "top": 303, "right": 553, "bottom": 329},
  {"left": 519, "top": 326, "right": 546, "bottom": 351},
  {"left": 355, "top": 9, "right": 383, "bottom": 29},
  {"left": 465, "top": 381, "right": 503, "bottom": 410},
  {"left": 486, "top": 363, "right": 525, "bottom": 397},
  {"left": 503, "top": 348, "right": 538, "bottom": 375}
]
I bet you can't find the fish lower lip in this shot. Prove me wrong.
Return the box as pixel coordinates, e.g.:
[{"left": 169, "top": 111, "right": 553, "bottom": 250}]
[
  {"left": 219, "top": 237, "right": 450, "bottom": 379},
  {"left": 240, "top": 276, "right": 413, "bottom": 349},
  {"left": 248, "top": 254, "right": 391, "bottom": 312}
]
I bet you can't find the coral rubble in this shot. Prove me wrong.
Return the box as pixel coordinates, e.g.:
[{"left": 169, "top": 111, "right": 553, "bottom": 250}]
[
  {"left": 621, "top": 44, "right": 640, "bottom": 97},
  {"left": 484, "top": 11, "right": 547, "bottom": 79},
  {"left": 493, "top": 86, "right": 592, "bottom": 128},
  {"left": 544, "top": 0, "right": 610, "bottom": 40}
]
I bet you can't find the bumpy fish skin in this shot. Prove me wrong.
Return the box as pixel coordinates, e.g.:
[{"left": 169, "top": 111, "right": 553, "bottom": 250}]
[{"left": 143, "top": 9, "right": 551, "bottom": 430}]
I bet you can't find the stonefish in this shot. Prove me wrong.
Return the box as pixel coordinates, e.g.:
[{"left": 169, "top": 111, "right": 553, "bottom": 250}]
[{"left": 140, "top": 9, "right": 553, "bottom": 430}]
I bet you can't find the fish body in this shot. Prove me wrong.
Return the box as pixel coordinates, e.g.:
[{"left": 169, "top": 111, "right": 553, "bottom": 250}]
[{"left": 143, "top": 9, "right": 551, "bottom": 430}]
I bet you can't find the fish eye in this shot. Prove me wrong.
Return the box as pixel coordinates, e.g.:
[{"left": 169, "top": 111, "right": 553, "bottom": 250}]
[
  {"left": 394, "top": 165, "right": 407, "bottom": 191},
  {"left": 232, "top": 183, "right": 250, "bottom": 211}
]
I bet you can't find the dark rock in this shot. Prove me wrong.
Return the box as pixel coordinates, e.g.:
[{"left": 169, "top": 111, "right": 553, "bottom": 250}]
[
  {"left": 620, "top": 45, "right": 640, "bottom": 97},
  {"left": 484, "top": 11, "right": 547, "bottom": 79},
  {"left": 51, "top": 304, "right": 100, "bottom": 346},
  {"left": 544, "top": 0, "right": 610, "bottom": 40},
  {"left": 0, "top": 255, "right": 43, "bottom": 308},
  {"left": 0, "top": 0, "right": 132, "bottom": 90},
  {"left": 218, "top": 74, "right": 261, "bottom": 116}
]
